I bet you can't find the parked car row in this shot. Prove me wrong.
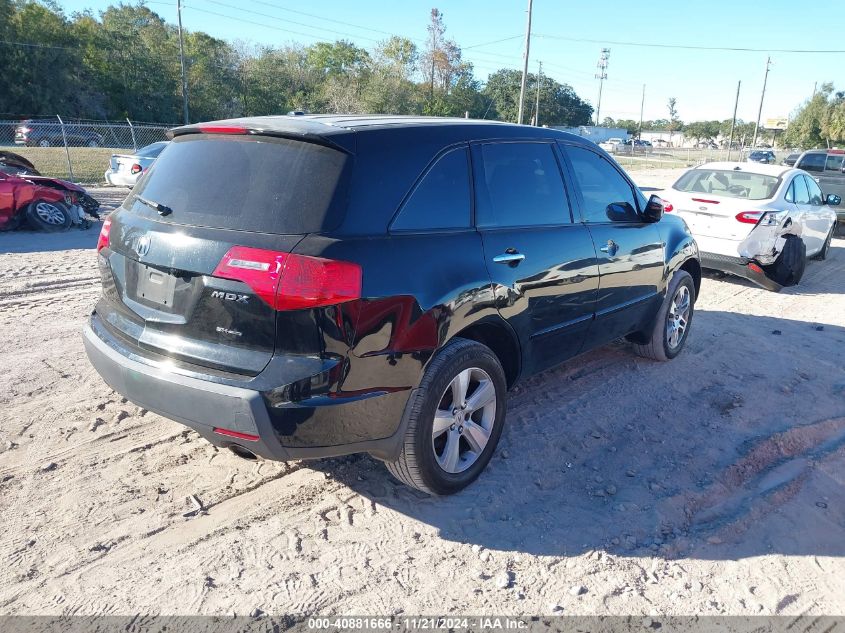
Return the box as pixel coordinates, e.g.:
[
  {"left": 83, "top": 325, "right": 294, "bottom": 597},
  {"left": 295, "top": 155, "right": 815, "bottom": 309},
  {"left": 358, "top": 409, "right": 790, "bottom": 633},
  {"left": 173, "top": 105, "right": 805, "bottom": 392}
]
[{"left": 14, "top": 119, "right": 104, "bottom": 148}]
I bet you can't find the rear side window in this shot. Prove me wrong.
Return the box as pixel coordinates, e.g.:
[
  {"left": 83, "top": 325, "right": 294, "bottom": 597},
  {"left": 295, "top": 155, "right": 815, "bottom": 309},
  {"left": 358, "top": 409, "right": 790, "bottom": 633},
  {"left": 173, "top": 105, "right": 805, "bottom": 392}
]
[
  {"left": 391, "top": 147, "right": 471, "bottom": 231},
  {"left": 475, "top": 142, "right": 570, "bottom": 228},
  {"left": 804, "top": 175, "right": 824, "bottom": 205},
  {"left": 798, "top": 153, "right": 826, "bottom": 173},
  {"left": 825, "top": 154, "right": 845, "bottom": 172},
  {"left": 565, "top": 145, "right": 639, "bottom": 222},
  {"left": 791, "top": 175, "right": 810, "bottom": 204},
  {"left": 129, "top": 134, "right": 349, "bottom": 234}
]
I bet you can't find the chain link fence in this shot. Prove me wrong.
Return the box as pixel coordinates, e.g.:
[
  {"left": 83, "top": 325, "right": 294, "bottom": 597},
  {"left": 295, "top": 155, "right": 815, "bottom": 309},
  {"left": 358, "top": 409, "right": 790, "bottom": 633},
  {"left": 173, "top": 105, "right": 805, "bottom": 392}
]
[
  {"left": 606, "top": 144, "right": 790, "bottom": 172},
  {"left": 0, "top": 116, "right": 175, "bottom": 184}
]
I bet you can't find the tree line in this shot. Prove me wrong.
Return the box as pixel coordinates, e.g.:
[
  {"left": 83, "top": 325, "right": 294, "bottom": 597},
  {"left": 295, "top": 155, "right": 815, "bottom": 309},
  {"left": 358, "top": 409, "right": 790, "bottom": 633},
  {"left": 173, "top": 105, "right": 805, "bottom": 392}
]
[
  {"left": 603, "top": 85, "right": 845, "bottom": 150},
  {"left": 0, "top": 2, "right": 594, "bottom": 127}
]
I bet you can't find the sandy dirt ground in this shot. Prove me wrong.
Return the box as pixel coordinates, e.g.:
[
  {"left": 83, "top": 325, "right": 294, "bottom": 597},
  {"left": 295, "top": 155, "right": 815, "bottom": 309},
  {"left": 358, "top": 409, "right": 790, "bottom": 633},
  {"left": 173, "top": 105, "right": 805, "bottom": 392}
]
[{"left": 1, "top": 173, "right": 844, "bottom": 617}]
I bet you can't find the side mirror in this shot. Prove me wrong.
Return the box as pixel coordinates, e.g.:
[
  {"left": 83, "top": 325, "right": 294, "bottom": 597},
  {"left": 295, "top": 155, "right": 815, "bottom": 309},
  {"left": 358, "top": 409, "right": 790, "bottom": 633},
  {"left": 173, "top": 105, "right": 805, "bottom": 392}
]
[
  {"left": 826, "top": 193, "right": 841, "bottom": 206},
  {"left": 642, "top": 195, "right": 666, "bottom": 222}
]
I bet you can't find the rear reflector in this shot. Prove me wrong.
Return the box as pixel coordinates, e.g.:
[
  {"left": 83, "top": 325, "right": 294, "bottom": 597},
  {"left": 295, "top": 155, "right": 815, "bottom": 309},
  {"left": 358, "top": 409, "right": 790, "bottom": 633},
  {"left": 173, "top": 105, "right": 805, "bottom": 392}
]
[
  {"left": 213, "top": 427, "right": 259, "bottom": 442},
  {"left": 213, "top": 246, "right": 362, "bottom": 311},
  {"left": 736, "top": 211, "right": 764, "bottom": 224},
  {"left": 748, "top": 262, "right": 764, "bottom": 274},
  {"left": 96, "top": 218, "right": 111, "bottom": 252},
  {"left": 198, "top": 125, "right": 250, "bottom": 135}
]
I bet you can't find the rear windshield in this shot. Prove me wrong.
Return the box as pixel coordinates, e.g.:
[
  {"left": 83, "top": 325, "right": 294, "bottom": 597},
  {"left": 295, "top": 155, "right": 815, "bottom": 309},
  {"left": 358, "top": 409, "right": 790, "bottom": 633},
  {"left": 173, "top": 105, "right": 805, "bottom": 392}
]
[
  {"left": 673, "top": 169, "right": 779, "bottom": 200},
  {"left": 128, "top": 134, "right": 349, "bottom": 234},
  {"left": 136, "top": 142, "right": 168, "bottom": 158}
]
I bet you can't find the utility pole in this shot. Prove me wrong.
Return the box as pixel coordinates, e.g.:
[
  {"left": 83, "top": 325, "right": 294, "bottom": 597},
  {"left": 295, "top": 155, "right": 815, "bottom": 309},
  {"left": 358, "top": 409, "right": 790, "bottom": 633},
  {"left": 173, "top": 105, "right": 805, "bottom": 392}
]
[
  {"left": 534, "top": 61, "right": 542, "bottom": 126},
  {"left": 517, "top": 0, "right": 534, "bottom": 125},
  {"left": 727, "top": 80, "right": 741, "bottom": 161},
  {"left": 594, "top": 48, "right": 609, "bottom": 126},
  {"left": 751, "top": 56, "right": 771, "bottom": 150},
  {"left": 638, "top": 84, "right": 645, "bottom": 139},
  {"left": 177, "top": 0, "right": 190, "bottom": 125}
]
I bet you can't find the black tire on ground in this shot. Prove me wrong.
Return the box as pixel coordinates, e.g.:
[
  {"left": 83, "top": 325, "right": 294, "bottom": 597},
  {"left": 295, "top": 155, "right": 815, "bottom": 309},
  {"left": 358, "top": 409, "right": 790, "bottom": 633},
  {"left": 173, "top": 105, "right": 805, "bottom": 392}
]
[
  {"left": 25, "top": 200, "right": 72, "bottom": 232},
  {"left": 631, "top": 269, "right": 695, "bottom": 362},
  {"left": 813, "top": 226, "right": 834, "bottom": 261},
  {"left": 764, "top": 234, "right": 806, "bottom": 286},
  {"left": 37, "top": 138, "right": 51, "bottom": 148},
  {"left": 86, "top": 140, "right": 100, "bottom": 148},
  {"left": 385, "top": 337, "right": 507, "bottom": 495}
]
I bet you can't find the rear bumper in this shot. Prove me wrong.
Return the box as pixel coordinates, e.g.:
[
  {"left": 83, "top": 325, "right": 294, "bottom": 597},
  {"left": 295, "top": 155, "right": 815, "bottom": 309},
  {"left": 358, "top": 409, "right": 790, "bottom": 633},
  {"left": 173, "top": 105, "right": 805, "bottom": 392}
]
[
  {"left": 82, "top": 318, "right": 412, "bottom": 462},
  {"left": 700, "top": 252, "right": 782, "bottom": 292}
]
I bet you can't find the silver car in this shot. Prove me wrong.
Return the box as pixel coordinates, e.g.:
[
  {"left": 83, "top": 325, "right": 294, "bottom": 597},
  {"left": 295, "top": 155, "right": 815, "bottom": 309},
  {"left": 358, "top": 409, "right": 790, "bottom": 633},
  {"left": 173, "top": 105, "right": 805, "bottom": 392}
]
[{"left": 104, "top": 141, "right": 168, "bottom": 187}]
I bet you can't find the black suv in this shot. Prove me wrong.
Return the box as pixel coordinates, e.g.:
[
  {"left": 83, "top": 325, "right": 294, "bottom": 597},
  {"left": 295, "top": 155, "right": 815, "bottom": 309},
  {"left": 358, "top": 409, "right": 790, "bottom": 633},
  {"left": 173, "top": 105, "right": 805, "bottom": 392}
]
[
  {"left": 83, "top": 115, "right": 701, "bottom": 495},
  {"left": 794, "top": 149, "right": 845, "bottom": 225},
  {"left": 15, "top": 119, "right": 103, "bottom": 147}
]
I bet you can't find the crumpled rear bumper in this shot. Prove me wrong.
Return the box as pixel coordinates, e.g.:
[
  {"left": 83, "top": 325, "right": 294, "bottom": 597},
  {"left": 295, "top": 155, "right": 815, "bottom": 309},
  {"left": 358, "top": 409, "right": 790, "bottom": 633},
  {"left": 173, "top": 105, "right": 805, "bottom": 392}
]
[{"left": 700, "top": 252, "right": 782, "bottom": 292}]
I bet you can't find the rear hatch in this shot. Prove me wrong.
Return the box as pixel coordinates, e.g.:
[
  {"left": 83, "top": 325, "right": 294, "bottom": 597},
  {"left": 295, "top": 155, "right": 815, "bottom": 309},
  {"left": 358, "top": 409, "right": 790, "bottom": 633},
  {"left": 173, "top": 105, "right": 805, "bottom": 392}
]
[{"left": 96, "top": 131, "right": 351, "bottom": 376}]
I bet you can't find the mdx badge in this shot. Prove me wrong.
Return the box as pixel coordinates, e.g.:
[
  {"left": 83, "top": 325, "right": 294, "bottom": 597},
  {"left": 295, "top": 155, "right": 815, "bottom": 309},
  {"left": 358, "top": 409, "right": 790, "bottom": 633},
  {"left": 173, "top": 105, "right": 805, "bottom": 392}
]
[{"left": 211, "top": 290, "right": 249, "bottom": 304}]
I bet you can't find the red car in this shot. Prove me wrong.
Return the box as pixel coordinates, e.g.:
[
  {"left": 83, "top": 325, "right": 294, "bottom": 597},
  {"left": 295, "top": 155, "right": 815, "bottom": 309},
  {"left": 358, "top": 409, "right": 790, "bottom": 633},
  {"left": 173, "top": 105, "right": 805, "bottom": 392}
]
[{"left": 0, "top": 151, "right": 99, "bottom": 231}]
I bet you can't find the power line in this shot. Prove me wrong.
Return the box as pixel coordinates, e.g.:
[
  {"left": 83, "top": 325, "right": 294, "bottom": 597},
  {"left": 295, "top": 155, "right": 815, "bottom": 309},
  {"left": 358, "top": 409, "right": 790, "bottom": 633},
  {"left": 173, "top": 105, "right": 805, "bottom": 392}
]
[{"left": 535, "top": 33, "right": 845, "bottom": 54}]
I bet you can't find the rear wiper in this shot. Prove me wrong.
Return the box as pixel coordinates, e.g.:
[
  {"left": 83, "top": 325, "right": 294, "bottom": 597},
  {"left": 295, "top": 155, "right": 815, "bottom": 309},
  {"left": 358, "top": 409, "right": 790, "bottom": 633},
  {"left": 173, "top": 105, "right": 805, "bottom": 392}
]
[{"left": 135, "top": 195, "right": 173, "bottom": 216}]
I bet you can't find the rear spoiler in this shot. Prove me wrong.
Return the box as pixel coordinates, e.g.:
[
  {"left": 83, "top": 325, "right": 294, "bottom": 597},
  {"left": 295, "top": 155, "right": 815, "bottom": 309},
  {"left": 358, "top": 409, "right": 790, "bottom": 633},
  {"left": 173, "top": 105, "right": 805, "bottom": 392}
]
[{"left": 168, "top": 122, "right": 353, "bottom": 155}]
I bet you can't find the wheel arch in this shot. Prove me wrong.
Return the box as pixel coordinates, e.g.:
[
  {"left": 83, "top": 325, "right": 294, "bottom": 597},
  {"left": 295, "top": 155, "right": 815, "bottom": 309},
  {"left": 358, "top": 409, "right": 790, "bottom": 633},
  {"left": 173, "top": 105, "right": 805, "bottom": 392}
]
[
  {"left": 679, "top": 257, "right": 701, "bottom": 301},
  {"left": 452, "top": 316, "right": 522, "bottom": 389}
]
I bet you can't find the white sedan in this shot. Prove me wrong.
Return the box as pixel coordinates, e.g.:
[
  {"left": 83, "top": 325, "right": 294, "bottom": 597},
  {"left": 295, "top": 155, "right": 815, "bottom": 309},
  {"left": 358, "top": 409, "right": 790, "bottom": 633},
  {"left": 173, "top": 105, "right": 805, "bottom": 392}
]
[{"left": 657, "top": 162, "right": 840, "bottom": 290}]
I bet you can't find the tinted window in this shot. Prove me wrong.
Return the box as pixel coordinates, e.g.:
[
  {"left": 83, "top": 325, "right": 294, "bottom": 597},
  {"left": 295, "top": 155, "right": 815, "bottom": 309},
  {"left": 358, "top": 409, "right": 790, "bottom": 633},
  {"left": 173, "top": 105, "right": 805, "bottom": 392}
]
[
  {"left": 792, "top": 175, "right": 810, "bottom": 204},
  {"left": 129, "top": 135, "right": 348, "bottom": 234},
  {"left": 566, "top": 145, "right": 639, "bottom": 222},
  {"left": 825, "top": 154, "right": 845, "bottom": 171},
  {"left": 804, "top": 175, "right": 824, "bottom": 205},
  {"left": 391, "top": 147, "right": 470, "bottom": 231},
  {"left": 798, "top": 153, "right": 826, "bottom": 173},
  {"left": 475, "top": 142, "right": 569, "bottom": 228}
]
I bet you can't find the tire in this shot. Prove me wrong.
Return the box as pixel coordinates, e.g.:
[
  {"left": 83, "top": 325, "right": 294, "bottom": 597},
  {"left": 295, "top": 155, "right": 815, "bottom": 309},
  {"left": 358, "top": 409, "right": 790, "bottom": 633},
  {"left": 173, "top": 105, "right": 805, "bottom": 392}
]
[
  {"left": 86, "top": 139, "right": 100, "bottom": 148},
  {"left": 764, "top": 234, "right": 806, "bottom": 286},
  {"left": 813, "top": 227, "right": 834, "bottom": 261},
  {"left": 25, "top": 201, "right": 71, "bottom": 232},
  {"left": 385, "top": 337, "right": 507, "bottom": 495},
  {"left": 631, "top": 270, "right": 695, "bottom": 362},
  {"left": 38, "top": 138, "right": 51, "bottom": 148}
]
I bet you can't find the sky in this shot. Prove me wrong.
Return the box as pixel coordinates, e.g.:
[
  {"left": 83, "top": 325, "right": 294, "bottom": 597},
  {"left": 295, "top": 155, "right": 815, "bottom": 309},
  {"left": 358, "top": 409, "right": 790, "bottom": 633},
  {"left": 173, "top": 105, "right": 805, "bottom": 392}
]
[{"left": 55, "top": 0, "right": 845, "bottom": 124}]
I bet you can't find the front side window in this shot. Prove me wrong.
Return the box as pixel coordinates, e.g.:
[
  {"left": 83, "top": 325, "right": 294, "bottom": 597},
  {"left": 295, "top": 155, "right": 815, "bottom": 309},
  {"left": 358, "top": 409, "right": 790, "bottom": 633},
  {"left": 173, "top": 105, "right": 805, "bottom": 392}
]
[
  {"left": 565, "top": 145, "right": 639, "bottom": 223},
  {"left": 475, "top": 142, "right": 570, "bottom": 228},
  {"left": 804, "top": 175, "right": 824, "bottom": 206},
  {"left": 391, "top": 147, "right": 471, "bottom": 231}
]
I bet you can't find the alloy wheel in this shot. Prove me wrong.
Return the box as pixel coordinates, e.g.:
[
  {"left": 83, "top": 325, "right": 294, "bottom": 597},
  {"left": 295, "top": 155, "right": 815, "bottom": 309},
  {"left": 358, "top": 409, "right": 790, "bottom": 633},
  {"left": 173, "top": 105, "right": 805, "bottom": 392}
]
[
  {"left": 666, "top": 285, "right": 691, "bottom": 350},
  {"left": 431, "top": 367, "right": 497, "bottom": 474},
  {"left": 34, "top": 202, "right": 66, "bottom": 226}
]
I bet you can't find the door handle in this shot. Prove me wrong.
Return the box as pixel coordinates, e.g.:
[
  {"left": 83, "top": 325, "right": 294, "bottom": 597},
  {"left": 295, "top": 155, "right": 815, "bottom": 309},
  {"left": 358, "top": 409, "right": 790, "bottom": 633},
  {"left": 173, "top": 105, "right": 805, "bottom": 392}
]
[
  {"left": 600, "top": 240, "right": 619, "bottom": 256},
  {"left": 493, "top": 252, "right": 526, "bottom": 265}
]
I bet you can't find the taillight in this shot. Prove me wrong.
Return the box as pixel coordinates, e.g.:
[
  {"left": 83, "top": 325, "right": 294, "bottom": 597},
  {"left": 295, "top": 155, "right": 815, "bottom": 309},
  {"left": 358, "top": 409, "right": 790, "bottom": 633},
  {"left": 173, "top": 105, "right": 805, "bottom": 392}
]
[
  {"left": 213, "top": 427, "right": 259, "bottom": 442},
  {"left": 198, "top": 125, "right": 250, "bottom": 135},
  {"left": 661, "top": 199, "right": 674, "bottom": 212},
  {"left": 96, "top": 218, "right": 111, "bottom": 252},
  {"left": 735, "top": 211, "right": 764, "bottom": 224},
  {"left": 130, "top": 163, "right": 142, "bottom": 174},
  {"left": 19, "top": 126, "right": 31, "bottom": 134},
  {"left": 212, "top": 246, "right": 362, "bottom": 311}
]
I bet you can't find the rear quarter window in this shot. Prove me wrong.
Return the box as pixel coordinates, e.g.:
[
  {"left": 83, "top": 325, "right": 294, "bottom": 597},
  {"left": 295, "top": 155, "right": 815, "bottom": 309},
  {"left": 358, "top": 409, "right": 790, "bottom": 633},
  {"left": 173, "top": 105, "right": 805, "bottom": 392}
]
[{"left": 128, "top": 134, "right": 350, "bottom": 234}]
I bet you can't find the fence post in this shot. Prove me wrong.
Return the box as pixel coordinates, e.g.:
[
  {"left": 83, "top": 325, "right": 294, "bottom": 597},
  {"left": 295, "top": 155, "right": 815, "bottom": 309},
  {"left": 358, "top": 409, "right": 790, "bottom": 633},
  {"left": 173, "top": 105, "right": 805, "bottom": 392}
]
[
  {"left": 56, "top": 114, "right": 75, "bottom": 182},
  {"left": 127, "top": 118, "right": 137, "bottom": 152}
]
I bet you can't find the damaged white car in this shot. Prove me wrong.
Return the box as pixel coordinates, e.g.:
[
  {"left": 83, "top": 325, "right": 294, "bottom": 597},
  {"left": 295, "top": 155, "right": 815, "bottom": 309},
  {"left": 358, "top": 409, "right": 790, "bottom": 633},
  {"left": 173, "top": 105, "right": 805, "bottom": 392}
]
[{"left": 657, "top": 162, "right": 840, "bottom": 290}]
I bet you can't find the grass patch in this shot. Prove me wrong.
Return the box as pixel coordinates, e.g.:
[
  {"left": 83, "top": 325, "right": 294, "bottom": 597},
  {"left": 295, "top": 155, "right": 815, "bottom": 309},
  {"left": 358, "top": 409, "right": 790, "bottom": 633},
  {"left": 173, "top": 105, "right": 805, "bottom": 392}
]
[{"left": 6, "top": 147, "right": 115, "bottom": 183}]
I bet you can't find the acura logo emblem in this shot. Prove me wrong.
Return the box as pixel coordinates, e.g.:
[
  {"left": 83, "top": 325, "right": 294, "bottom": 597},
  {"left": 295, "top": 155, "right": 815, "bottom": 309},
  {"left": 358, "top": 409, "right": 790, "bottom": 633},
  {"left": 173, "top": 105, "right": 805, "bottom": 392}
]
[{"left": 135, "top": 234, "right": 151, "bottom": 257}]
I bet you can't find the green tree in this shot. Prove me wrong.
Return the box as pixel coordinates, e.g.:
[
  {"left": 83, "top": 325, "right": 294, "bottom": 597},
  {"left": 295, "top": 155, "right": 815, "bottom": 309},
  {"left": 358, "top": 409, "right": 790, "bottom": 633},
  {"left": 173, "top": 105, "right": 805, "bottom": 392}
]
[
  {"left": 784, "top": 83, "right": 835, "bottom": 149},
  {"left": 483, "top": 69, "right": 592, "bottom": 126}
]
